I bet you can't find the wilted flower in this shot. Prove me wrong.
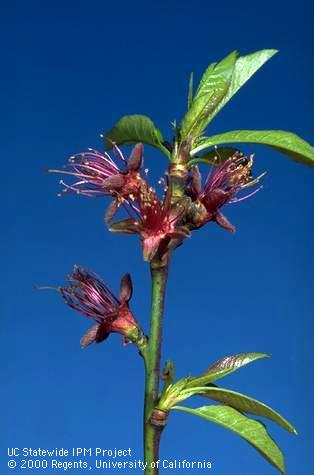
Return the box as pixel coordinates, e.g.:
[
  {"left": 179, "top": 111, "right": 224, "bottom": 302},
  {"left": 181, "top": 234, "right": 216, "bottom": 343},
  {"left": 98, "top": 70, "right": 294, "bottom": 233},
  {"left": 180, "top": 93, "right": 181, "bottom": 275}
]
[
  {"left": 60, "top": 266, "right": 142, "bottom": 348},
  {"left": 48, "top": 143, "right": 144, "bottom": 200},
  {"left": 109, "top": 188, "right": 190, "bottom": 261},
  {"left": 187, "top": 152, "right": 265, "bottom": 232}
]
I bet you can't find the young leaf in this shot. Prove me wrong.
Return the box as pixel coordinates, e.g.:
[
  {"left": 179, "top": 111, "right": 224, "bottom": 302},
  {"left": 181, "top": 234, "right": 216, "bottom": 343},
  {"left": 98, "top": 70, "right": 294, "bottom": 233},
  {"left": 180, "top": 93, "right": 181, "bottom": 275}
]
[
  {"left": 173, "top": 405, "right": 286, "bottom": 473},
  {"left": 158, "top": 377, "right": 192, "bottom": 411},
  {"left": 183, "top": 386, "right": 297, "bottom": 434},
  {"left": 104, "top": 114, "right": 171, "bottom": 158},
  {"left": 191, "top": 130, "right": 314, "bottom": 167},
  {"left": 158, "top": 353, "right": 269, "bottom": 411},
  {"left": 210, "top": 49, "right": 278, "bottom": 121},
  {"left": 180, "top": 51, "right": 238, "bottom": 139},
  {"left": 186, "top": 352, "right": 269, "bottom": 387},
  {"left": 187, "top": 72, "right": 194, "bottom": 110}
]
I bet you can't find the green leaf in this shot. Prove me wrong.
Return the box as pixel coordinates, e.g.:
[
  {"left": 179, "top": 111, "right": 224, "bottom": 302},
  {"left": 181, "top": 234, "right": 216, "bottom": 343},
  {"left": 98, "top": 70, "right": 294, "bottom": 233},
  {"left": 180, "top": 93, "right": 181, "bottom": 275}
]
[
  {"left": 187, "top": 72, "right": 194, "bottom": 110},
  {"left": 189, "top": 146, "right": 240, "bottom": 166},
  {"left": 182, "top": 386, "right": 297, "bottom": 434},
  {"left": 191, "top": 130, "right": 314, "bottom": 166},
  {"left": 180, "top": 51, "right": 238, "bottom": 139},
  {"left": 104, "top": 114, "right": 170, "bottom": 158},
  {"left": 173, "top": 405, "right": 286, "bottom": 473},
  {"left": 186, "top": 352, "right": 269, "bottom": 388},
  {"left": 210, "top": 49, "right": 278, "bottom": 121},
  {"left": 157, "top": 379, "right": 196, "bottom": 411},
  {"left": 163, "top": 382, "right": 297, "bottom": 434},
  {"left": 158, "top": 353, "right": 269, "bottom": 411}
]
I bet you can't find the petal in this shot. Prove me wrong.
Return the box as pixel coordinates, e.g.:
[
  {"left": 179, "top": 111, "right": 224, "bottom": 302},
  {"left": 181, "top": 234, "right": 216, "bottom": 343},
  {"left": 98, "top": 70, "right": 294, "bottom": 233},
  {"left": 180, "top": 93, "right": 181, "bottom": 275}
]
[
  {"left": 103, "top": 174, "right": 125, "bottom": 190},
  {"left": 80, "top": 323, "right": 109, "bottom": 348}
]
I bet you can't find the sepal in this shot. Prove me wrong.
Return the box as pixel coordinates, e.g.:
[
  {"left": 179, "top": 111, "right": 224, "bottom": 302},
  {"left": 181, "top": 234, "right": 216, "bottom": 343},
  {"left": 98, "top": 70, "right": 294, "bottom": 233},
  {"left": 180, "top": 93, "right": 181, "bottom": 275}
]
[
  {"left": 104, "top": 200, "right": 119, "bottom": 223},
  {"left": 109, "top": 219, "right": 140, "bottom": 234},
  {"left": 119, "top": 273, "right": 133, "bottom": 303},
  {"left": 80, "top": 322, "right": 109, "bottom": 348},
  {"left": 215, "top": 211, "right": 235, "bottom": 233},
  {"left": 128, "top": 143, "right": 143, "bottom": 171}
]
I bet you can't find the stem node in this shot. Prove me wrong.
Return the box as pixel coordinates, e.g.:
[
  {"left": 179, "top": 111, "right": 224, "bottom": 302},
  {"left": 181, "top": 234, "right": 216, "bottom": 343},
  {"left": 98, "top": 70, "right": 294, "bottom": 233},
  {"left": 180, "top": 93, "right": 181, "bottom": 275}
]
[{"left": 150, "top": 408, "right": 169, "bottom": 428}]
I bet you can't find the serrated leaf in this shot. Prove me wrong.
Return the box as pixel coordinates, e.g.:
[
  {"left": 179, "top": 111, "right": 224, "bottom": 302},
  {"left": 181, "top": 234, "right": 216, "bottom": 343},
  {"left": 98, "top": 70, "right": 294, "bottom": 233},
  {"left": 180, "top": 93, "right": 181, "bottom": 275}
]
[
  {"left": 191, "top": 129, "right": 314, "bottom": 166},
  {"left": 186, "top": 352, "right": 269, "bottom": 388},
  {"left": 182, "top": 386, "right": 296, "bottom": 434},
  {"left": 173, "top": 405, "right": 286, "bottom": 473},
  {"left": 180, "top": 51, "right": 238, "bottom": 139},
  {"left": 104, "top": 115, "right": 170, "bottom": 158},
  {"left": 210, "top": 49, "right": 278, "bottom": 121}
]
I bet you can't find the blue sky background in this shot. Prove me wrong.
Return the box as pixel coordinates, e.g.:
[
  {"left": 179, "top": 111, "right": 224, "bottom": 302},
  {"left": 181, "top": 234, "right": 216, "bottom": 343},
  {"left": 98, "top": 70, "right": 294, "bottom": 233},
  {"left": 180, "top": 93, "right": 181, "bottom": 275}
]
[{"left": 2, "top": 0, "right": 313, "bottom": 473}]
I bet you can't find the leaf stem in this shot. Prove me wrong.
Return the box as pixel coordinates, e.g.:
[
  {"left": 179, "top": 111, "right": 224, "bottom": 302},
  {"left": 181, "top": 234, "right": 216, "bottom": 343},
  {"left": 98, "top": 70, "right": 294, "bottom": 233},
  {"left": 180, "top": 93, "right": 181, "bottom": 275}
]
[{"left": 143, "top": 257, "right": 169, "bottom": 474}]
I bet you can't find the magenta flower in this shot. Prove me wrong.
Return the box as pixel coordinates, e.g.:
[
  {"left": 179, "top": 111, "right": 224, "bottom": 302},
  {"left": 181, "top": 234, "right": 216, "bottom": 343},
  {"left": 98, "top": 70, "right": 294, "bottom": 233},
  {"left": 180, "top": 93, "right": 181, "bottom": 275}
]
[
  {"left": 109, "top": 189, "right": 190, "bottom": 261},
  {"left": 60, "top": 266, "right": 141, "bottom": 347},
  {"left": 48, "top": 143, "right": 144, "bottom": 199},
  {"left": 188, "top": 153, "right": 265, "bottom": 232}
]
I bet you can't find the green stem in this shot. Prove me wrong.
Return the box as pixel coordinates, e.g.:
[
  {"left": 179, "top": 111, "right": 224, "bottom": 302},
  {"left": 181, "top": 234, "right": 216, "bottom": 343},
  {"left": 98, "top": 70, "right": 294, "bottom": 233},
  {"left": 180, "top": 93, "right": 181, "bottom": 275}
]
[
  {"left": 143, "top": 257, "right": 169, "bottom": 475},
  {"left": 142, "top": 158, "right": 188, "bottom": 474}
]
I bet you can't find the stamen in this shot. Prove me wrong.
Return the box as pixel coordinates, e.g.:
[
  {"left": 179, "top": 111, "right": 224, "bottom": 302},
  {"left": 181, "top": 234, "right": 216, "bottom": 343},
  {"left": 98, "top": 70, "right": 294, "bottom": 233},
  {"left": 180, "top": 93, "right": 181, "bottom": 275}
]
[
  {"left": 242, "top": 171, "right": 267, "bottom": 189},
  {"left": 230, "top": 186, "right": 263, "bottom": 203},
  {"left": 34, "top": 285, "right": 61, "bottom": 292}
]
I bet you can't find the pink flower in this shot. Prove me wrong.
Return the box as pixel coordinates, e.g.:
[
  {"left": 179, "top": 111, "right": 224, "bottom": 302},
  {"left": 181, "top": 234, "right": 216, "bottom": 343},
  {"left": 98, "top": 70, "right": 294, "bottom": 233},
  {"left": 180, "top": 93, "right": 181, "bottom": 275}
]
[
  {"left": 109, "top": 189, "right": 190, "bottom": 261},
  {"left": 48, "top": 143, "right": 144, "bottom": 200},
  {"left": 188, "top": 153, "right": 265, "bottom": 232},
  {"left": 60, "top": 266, "right": 141, "bottom": 348}
]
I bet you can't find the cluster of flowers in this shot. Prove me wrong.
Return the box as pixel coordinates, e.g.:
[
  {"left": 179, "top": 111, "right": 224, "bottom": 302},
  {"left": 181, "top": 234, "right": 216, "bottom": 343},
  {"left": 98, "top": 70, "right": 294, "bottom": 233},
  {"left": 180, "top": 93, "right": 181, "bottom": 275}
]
[
  {"left": 49, "top": 143, "right": 263, "bottom": 347},
  {"left": 50, "top": 143, "right": 263, "bottom": 261}
]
